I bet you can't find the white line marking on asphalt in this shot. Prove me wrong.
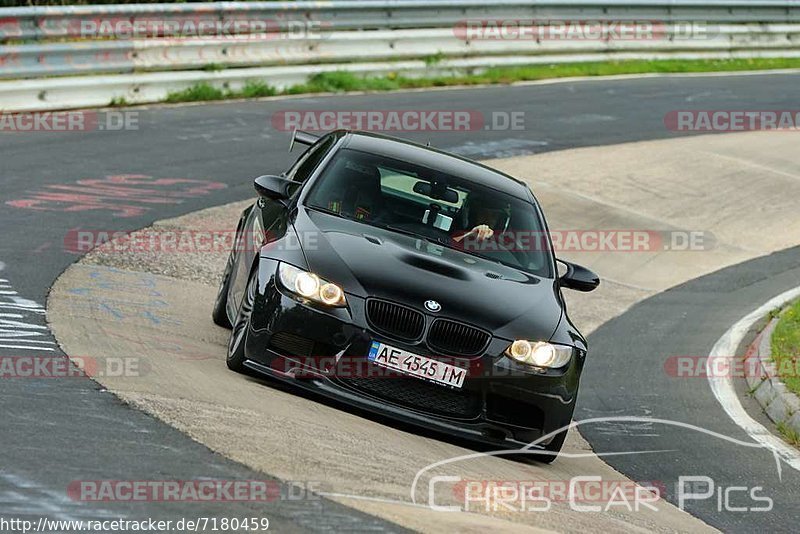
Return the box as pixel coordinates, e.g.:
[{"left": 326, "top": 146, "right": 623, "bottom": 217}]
[
  {"left": 0, "top": 272, "right": 55, "bottom": 352},
  {"left": 707, "top": 285, "right": 800, "bottom": 473}
]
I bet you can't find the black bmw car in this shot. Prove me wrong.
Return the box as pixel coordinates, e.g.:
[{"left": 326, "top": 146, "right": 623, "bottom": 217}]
[{"left": 212, "top": 129, "right": 599, "bottom": 461}]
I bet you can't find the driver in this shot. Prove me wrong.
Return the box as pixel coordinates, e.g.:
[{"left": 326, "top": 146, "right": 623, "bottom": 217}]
[{"left": 453, "top": 193, "right": 508, "bottom": 244}]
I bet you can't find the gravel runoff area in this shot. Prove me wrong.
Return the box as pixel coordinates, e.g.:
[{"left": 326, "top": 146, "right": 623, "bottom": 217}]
[{"left": 80, "top": 200, "right": 253, "bottom": 285}]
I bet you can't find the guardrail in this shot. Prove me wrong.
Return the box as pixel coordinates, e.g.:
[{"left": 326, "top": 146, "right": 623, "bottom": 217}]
[
  {"left": 1, "top": 1, "right": 799, "bottom": 111},
  {"left": 3, "top": 1, "right": 800, "bottom": 42}
]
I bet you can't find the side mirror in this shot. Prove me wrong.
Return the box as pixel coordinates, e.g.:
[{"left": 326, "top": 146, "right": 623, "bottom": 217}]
[
  {"left": 254, "top": 175, "right": 293, "bottom": 201},
  {"left": 557, "top": 260, "right": 600, "bottom": 292}
]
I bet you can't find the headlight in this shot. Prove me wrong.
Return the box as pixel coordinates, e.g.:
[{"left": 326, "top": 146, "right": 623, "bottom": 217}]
[
  {"left": 504, "top": 340, "right": 573, "bottom": 368},
  {"left": 278, "top": 263, "right": 347, "bottom": 307}
]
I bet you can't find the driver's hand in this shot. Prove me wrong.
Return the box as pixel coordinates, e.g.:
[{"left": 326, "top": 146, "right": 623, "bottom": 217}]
[{"left": 469, "top": 224, "right": 494, "bottom": 240}]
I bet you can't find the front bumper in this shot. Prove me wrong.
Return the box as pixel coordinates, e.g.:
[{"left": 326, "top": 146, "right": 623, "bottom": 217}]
[{"left": 243, "top": 259, "right": 582, "bottom": 449}]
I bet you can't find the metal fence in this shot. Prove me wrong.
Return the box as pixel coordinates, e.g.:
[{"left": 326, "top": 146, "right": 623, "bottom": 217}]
[
  {"left": 4, "top": 1, "right": 800, "bottom": 41},
  {"left": 1, "top": 0, "right": 799, "bottom": 111}
]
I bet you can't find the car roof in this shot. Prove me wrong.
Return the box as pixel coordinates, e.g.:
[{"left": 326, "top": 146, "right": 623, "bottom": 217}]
[{"left": 337, "top": 130, "right": 533, "bottom": 200}]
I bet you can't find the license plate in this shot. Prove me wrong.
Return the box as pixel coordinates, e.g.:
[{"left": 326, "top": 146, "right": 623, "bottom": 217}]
[{"left": 367, "top": 341, "right": 466, "bottom": 389}]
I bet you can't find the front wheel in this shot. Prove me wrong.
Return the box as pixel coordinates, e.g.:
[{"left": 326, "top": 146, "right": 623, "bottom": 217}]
[
  {"left": 227, "top": 268, "right": 258, "bottom": 373},
  {"left": 212, "top": 252, "right": 235, "bottom": 329}
]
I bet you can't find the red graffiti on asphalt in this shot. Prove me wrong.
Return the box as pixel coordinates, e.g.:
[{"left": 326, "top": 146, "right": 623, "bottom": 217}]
[{"left": 6, "top": 175, "right": 227, "bottom": 217}]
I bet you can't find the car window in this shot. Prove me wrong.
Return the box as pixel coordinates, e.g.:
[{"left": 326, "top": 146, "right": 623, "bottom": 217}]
[
  {"left": 286, "top": 136, "right": 335, "bottom": 183},
  {"left": 379, "top": 167, "right": 467, "bottom": 209},
  {"left": 304, "top": 148, "right": 552, "bottom": 277}
]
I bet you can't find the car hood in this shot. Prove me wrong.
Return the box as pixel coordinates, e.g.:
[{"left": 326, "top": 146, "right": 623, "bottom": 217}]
[{"left": 295, "top": 208, "right": 563, "bottom": 341}]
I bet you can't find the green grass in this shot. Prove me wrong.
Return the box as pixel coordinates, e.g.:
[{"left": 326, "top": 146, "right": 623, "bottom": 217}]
[
  {"left": 423, "top": 51, "right": 447, "bottom": 66},
  {"left": 285, "top": 71, "right": 403, "bottom": 94},
  {"left": 771, "top": 299, "right": 800, "bottom": 397},
  {"left": 164, "top": 80, "right": 278, "bottom": 103},
  {"left": 240, "top": 80, "right": 277, "bottom": 98},
  {"left": 201, "top": 63, "right": 226, "bottom": 73},
  {"left": 165, "top": 82, "right": 227, "bottom": 103},
  {"left": 777, "top": 421, "right": 800, "bottom": 448},
  {"left": 161, "top": 57, "right": 800, "bottom": 105}
]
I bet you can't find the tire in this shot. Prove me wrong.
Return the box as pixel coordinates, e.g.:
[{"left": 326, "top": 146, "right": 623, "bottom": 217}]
[
  {"left": 226, "top": 267, "right": 258, "bottom": 373},
  {"left": 212, "top": 252, "right": 234, "bottom": 328}
]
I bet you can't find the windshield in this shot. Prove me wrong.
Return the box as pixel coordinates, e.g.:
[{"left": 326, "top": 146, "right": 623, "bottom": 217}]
[{"left": 304, "top": 148, "right": 553, "bottom": 277}]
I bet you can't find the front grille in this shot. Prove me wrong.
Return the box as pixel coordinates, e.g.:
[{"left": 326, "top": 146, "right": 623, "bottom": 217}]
[
  {"left": 269, "top": 331, "right": 315, "bottom": 358},
  {"left": 428, "top": 319, "right": 490, "bottom": 357},
  {"left": 339, "top": 374, "right": 481, "bottom": 418},
  {"left": 366, "top": 299, "right": 424, "bottom": 341}
]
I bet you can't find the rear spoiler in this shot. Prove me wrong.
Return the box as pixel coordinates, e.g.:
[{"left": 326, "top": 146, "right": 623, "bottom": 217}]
[{"left": 289, "top": 129, "right": 319, "bottom": 151}]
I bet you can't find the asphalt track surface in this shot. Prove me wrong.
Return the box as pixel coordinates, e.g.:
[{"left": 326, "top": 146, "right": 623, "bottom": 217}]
[
  {"left": 578, "top": 246, "right": 800, "bottom": 533},
  {"left": 2, "top": 72, "right": 800, "bottom": 530}
]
